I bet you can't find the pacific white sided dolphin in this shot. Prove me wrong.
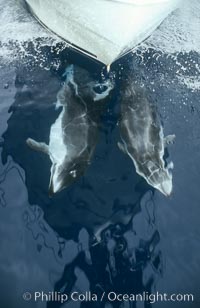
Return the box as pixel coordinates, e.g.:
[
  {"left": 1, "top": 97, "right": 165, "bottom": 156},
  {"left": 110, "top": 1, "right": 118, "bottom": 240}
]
[
  {"left": 118, "top": 79, "right": 175, "bottom": 196},
  {"left": 26, "top": 65, "right": 114, "bottom": 195}
]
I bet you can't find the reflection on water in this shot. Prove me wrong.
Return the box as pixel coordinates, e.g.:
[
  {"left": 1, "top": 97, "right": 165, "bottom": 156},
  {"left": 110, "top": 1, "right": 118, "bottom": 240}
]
[
  {"left": 1, "top": 43, "right": 200, "bottom": 308},
  {"left": 0, "top": 45, "right": 162, "bottom": 308}
]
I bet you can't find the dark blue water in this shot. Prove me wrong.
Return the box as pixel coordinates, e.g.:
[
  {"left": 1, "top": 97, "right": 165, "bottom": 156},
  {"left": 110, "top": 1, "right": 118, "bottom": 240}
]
[{"left": 0, "top": 42, "right": 200, "bottom": 308}]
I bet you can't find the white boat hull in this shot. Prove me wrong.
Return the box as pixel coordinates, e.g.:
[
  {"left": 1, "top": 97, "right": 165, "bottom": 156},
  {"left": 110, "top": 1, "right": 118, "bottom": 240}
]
[{"left": 25, "top": 0, "right": 180, "bottom": 65}]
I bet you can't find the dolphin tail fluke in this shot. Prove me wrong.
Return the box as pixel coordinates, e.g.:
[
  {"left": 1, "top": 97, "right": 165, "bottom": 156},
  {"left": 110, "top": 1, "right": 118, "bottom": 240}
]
[{"left": 26, "top": 138, "right": 49, "bottom": 155}]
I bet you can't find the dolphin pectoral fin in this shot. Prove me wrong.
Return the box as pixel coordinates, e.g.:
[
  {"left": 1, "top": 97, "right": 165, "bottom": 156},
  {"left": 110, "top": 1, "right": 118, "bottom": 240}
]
[
  {"left": 26, "top": 138, "right": 49, "bottom": 155},
  {"left": 117, "top": 142, "right": 127, "bottom": 154},
  {"left": 164, "top": 134, "right": 176, "bottom": 147}
]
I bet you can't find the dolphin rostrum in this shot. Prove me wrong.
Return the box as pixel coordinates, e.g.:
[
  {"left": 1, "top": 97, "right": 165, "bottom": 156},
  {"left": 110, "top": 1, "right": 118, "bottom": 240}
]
[
  {"left": 26, "top": 65, "right": 114, "bottom": 195},
  {"left": 118, "top": 79, "right": 175, "bottom": 196}
]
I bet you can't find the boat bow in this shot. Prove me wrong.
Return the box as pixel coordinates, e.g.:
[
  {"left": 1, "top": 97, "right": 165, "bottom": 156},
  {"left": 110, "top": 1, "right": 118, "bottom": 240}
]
[{"left": 25, "top": 0, "right": 180, "bottom": 65}]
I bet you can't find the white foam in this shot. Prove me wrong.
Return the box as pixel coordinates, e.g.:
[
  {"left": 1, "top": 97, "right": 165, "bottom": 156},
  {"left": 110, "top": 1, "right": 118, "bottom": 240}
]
[
  {"left": 141, "top": 0, "right": 200, "bottom": 54},
  {"left": 178, "top": 76, "right": 200, "bottom": 91},
  {"left": 0, "top": 0, "right": 64, "bottom": 64},
  {"left": 0, "top": 0, "right": 47, "bottom": 42}
]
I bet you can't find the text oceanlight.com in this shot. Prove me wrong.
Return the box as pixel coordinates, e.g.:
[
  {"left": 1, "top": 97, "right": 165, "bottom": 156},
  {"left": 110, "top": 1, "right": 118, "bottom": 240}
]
[{"left": 22, "top": 291, "right": 194, "bottom": 304}]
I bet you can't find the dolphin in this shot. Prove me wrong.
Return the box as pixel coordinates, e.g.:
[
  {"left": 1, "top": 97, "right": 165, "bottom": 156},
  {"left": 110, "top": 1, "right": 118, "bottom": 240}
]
[
  {"left": 26, "top": 65, "right": 114, "bottom": 195},
  {"left": 118, "top": 79, "right": 175, "bottom": 196}
]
